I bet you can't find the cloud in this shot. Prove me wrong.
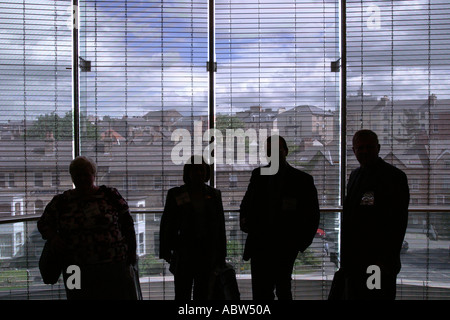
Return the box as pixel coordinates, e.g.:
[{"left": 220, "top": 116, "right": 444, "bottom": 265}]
[
  {"left": 346, "top": 0, "right": 450, "bottom": 100},
  {"left": 1, "top": 0, "right": 449, "bottom": 123},
  {"left": 0, "top": 0, "right": 72, "bottom": 121}
]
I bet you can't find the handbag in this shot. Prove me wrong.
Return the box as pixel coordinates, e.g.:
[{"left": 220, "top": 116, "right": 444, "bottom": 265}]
[
  {"left": 39, "top": 240, "right": 62, "bottom": 285},
  {"left": 328, "top": 268, "right": 347, "bottom": 300},
  {"left": 130, "top": 261, "right": 143, "bottom": 300},
  {"left": 212, "top": 263, "right": 240, "bottom": 300}
]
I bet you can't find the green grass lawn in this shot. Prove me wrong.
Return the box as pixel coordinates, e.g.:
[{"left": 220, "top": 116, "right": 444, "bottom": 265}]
[{"left": 0, "top": 269, "right": 29, "bottom": 290}]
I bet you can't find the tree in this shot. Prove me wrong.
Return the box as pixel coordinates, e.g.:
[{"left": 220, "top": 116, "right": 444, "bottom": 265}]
[
  {"left": 25, "top": 111, "right": 98, "bottom": 140},
  {"left": 215, "top": 114, "right": 245, "bottom": 132}
]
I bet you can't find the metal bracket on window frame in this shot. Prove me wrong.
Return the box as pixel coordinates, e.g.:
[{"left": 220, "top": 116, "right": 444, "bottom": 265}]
[
  {"left": 207, "top": 61, "right": 217, "bottom": 72},
  {"left": 331, "top": 58, "right": 341, "bottom": 72},
  {"left": 79, "top": 57, "right": 91, "bottom": 72}
]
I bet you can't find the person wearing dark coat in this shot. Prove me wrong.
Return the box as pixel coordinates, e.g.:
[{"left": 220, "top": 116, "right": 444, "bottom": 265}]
[
  {"left": 339, "top": 129, "right": 410, "bottom": 300},
  {"left": 240, "top": 135, "right": 320, "bottom": 300},
  {"left": 159, "top": 155, "right": 227, "bottom": 300}
]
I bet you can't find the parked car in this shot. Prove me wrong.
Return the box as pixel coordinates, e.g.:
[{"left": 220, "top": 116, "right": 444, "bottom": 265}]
[{"left": 316, "top": 228, "right": 325, "bottom": 238}]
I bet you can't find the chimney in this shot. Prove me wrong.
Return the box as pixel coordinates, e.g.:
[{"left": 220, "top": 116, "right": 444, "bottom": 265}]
[
  {"left": 45, "top": 132, "right": 56, "bottom": 156},
  {"left": 380, "top": 95, "right": 390, "bottom": 107},
  {"left": 250, "top": 105, "right": 262, "bottom": 112},
  {"left": 429, "top": 93, "right": 437, "bottom": 107}
]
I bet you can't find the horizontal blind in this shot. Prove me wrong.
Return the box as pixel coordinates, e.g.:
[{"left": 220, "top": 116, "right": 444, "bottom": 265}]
[
  {"left": 0, "top": 0, "right": 72, "bottom": 299},
  {"left": 215, "top": 0, "right": 341, "bottom": 299},
  {"left": 0, "top": 0, "right": 448, "bottom": 301},
  {"left": 78, "top": 0, "right": 209, "bottom": 300},
  {"left": 346, "top": 0, "right": 450, "bottom": 299}
]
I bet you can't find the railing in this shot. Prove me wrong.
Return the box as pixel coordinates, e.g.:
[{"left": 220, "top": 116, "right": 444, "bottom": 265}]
[{"left": 0, "top": 208, "right": 449, "bottom": 300}]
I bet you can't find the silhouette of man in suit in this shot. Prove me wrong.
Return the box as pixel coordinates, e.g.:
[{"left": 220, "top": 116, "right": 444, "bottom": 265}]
[
  {"left": 340, "top": 129, "right": 409, "bottom": 299},
  {"left": 240, "top": 135, "right": 320, "bottom": 300}
]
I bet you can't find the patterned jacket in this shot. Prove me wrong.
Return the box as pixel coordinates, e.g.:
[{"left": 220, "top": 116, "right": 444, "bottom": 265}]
[{"left": 38, "top": 185, "right": 136, "bottom": 266}]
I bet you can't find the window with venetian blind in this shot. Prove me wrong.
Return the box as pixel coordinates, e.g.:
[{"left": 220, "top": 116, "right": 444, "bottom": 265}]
[
  {"left": 215, "top": 0, "right": 341, "bottom": 299},
  {"left": 0, "top": 0, "right": 72, "bottom": 299},
  {"left": 346, "top": 0, "right": 450, "bottom": 299},
  {"left": 0, "top": 0, "right": 448, "bottom": 300}
]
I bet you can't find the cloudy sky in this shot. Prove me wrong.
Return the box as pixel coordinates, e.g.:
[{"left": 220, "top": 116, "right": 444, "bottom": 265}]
[{"left": 0, "top": 0, "right": 449, "bottom": 122}]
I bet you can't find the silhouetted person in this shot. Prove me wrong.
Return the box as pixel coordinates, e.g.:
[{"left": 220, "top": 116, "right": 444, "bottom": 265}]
[
  {"left": 240, "top": 135, "right": 320, "bottom": 300},
  {"left": 339, "top": 129, "right": 409, "bottom": 300},
  {"left": 160, "top": 155, "right": 227, "bottom": 300},
  {"left": 38, "top": 156, "right": 138, "bottom": 299}
]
